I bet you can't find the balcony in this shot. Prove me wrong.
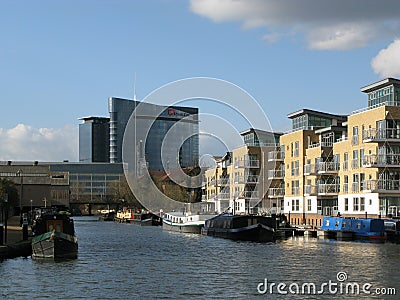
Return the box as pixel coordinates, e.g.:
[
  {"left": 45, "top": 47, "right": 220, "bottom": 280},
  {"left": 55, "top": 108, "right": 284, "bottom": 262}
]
[
  {"left": 363, "top": 128, "right": 400, "bottom": 143},
  {"left": 317, "top": 162, "right": 340, "bottom": 174},
  {"left": 218, "top": 177, "right": 230, "bottom": 186},
  {"left": 362, "top": 154, "right": 400, "bottom": 168},
  {"left": 267, "top": 150, "right": 284, "bottom": 161},
  {"left": 318, "top": 184, "right": 340, "bottom": 195},
  {"left": 217, "top": 192, "right": 231, "bottom": 200},
  {"left": 304, "top": 185, "right": 317, "bottom": 195},
  {"left": 243, "top": 191, "right": 259, "bottom": 199},
  {"left": 234, "top": 159, "right": 260, "bottom": 168},
  {"left": 343, "top": 183, "right": 349, "bottom": 193},
  {"left": 268, "top": 188, "right": 285, "bottom": 198},
  {"left": 268, "top": 169, "right": 284, "bottom": 179},
  {"left": 363, "top": 180, "right": 400, "bottom": 194},
  {"left": 245, "top": 175, "right": 259, "bottom": 184},
  {"left": 234, "top": 175, "right": 259, "bottom": 184},
  {"left": 304, "top": 164, "right": 317, "bottom": 175}
]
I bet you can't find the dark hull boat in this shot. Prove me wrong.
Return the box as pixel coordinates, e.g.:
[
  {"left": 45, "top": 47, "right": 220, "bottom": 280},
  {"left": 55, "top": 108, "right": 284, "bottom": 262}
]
[
  {"left": 201, "top": 213, "right": 276, "bottom": 242},
  {"left": 32, "top": 209, "right": 78, "bottom": 260}
]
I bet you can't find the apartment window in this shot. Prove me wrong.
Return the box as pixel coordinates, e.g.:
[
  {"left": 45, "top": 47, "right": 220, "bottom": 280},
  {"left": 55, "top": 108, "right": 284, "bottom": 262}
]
[
  {"left": 352, "top": 174, "right": 359, "bottom": 192},
  {"left": 291, "top": 143, "right": 294, "bottom": 157},
  {"left": 352, "top": 150, "right": 359, "bottom": 169},
  {"left": 292, "top": 180, "right": 300, "bottom": 195},
  {"left": 292, "top": 199, "right": 299, "bottom": 211},
  {"left": 352, "top": 126, "right": 359, "bottom": 145},
  {"left": 360, "top": 197, "right": 365, "bottom": 211},
  {"left": 360, "top": 173, "right": 365, "bottom": 191},
  {"left": 294, "top": 141, "right": 300, "bottom": 157},
  {"left": 344, "top": 198, "right": 349, "bottom": 211},
  {"left": 360, "top": 149, "right": 364, "bottom": 167},
  {"left": 307, "top": 199, "right": 312, "bottom": 211},
  {"left": 291, "top": 160, "right": 299, "bottom": 176},
  {"left": 343, "top": 175, "right": 349, "bottom": 193},
  {"left": 353, "top": 197, "right": 359, "bottom": 211},
  {"left": 343, "top": 152, "right": 348, "bottom": 170}
]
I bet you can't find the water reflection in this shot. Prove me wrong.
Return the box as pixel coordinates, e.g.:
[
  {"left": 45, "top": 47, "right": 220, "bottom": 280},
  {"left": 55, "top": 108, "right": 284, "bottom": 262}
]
[{"left": 0, "top": 221, "right": 399, "bottom": 299}]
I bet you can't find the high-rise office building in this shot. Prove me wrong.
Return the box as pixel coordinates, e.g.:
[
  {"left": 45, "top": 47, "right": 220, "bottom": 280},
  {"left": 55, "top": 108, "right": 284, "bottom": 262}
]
[
  {"left": 79, "top": 116, "right": 110, "bottom": 163},
  {"left": 108, "top": 97, "right": 199, "bottom": 170}
]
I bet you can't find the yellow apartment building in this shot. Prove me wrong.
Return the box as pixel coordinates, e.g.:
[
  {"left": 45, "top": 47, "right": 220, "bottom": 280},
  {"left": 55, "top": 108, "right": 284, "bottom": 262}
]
[
  {"left": 279, "top": 77, "right": 400, "bottom": 225},
  {"left": 204, "top": 129, "right": 281, "bottom": 214},
  {"left": 204, "top": 77, "right": 400, "bottom": 225}
]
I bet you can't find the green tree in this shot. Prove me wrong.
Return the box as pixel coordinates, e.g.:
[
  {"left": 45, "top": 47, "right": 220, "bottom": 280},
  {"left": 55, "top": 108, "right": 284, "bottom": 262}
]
[{"left": 0, "top": 178, "right": 19, "bottom": 213}]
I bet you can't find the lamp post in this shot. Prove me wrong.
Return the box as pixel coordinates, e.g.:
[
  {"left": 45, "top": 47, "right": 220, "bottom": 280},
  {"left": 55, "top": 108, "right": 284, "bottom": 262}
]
[
  {"left": 16, "top": 169, "right": 23, "bottom": 216},
  {"left": 4, "top": 193, "right": 8, "bottom": 244},
  {"left": 30, "top": 199, "right": 33, "bottom": 225}
]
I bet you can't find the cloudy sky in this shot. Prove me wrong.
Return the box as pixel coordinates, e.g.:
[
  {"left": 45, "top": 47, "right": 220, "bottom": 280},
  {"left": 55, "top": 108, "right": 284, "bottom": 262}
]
[{"left": 1, "top": 0, "right": 399, "bottom": 161}]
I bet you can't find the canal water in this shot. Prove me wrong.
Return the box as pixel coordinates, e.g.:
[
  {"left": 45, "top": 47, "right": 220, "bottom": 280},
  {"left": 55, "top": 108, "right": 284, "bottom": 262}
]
[{"left": 1, "top": 220, "right": 399, "bottom": 299}]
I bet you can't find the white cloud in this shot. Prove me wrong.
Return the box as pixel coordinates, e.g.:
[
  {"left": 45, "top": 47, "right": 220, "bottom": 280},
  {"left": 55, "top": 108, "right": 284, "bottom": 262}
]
[
  {"left": 0, "top": 124, "right": 78, "bottom": 162},
  {"left": 371, "top": 39, "right": 400, "bottom": 78},
  {"left": 190, "top": 0, "right": 400, "bottom": 50}
]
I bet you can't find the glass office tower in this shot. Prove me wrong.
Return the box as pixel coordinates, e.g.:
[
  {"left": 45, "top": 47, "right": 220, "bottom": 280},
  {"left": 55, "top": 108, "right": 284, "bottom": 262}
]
[
  {"left": 79, "top": 116, "right": 110, "bottom": 162},
  {"left": 108, "top": 97, "right": 199, "bottom": 171}
]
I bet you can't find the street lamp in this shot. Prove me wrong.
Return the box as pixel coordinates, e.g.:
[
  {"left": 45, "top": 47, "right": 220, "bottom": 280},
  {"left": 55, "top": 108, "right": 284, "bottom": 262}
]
[
  {"left": 30, "top": 199, "right": 33, "bottom": 224},
  {"left": 4, "top": 193, "right": 8, "bottom": 244},
  {"left": 16, "top": 169, "right": 23, "bottom": 216}
]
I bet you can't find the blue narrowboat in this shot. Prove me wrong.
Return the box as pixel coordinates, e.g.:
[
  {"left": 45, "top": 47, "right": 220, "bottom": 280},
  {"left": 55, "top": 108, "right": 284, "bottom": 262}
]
[{"left": 320, "top": 217, "right": 386, "bottom": 241}]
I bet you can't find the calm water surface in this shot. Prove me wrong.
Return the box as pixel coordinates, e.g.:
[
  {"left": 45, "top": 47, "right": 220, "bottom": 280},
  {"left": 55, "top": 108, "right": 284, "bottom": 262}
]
[{"left": 1, "top": 220, "right": 399, "bottom": 299}]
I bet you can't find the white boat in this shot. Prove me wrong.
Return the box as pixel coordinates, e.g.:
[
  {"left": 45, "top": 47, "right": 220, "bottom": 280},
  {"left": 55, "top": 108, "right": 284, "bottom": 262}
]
[{"left": 162, "top": 212, "right": 214, "bottom": 234}]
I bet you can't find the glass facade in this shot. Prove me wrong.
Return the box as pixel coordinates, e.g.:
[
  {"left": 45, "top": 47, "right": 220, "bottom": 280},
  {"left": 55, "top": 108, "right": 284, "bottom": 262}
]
[
  {"left": 292, "top": 114, "right": 333, "bottom": 130},
  {"left": 109, "top": 97, "right": 199, "bottom": 171},
  {"left": 47, "top": 163, "right": 124, "bottom": 203},
  {"left": 368, "top": 86, "right": 394, "bottom": 107},
  {"left": 79, "top": 117, "right": 110, "bottom": 163}
]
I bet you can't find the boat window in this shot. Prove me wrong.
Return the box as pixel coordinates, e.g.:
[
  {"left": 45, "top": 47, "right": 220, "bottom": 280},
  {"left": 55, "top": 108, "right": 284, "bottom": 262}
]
[
  {"left": 342, "top": 221, "right": 346, "bottom": 228},
  {"left": 356, "top": 222, "right": 361, "bottom": 229},
  {"left": 49, "top": 224, "right": 54, "bottom": 231},
  {"left": 56, "top": 224, "right": 61, "bottom": 232},
  {"left": 325, "top": 220, "right": 330, "bottom": 226},
  {"left": 335, "top": 221, "right": 339, "bottom": 227}
]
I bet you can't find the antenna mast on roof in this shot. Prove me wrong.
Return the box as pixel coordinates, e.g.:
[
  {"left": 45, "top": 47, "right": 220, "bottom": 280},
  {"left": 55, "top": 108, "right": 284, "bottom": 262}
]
[{"left": 134, "top": 72, "right": 137, "bottom": 102}]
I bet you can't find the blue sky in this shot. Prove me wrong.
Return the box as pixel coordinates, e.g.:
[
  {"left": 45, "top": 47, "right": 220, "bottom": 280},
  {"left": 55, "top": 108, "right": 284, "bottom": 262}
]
[{"left": 1, "top": 0, "right": 400, "bottom": 161}]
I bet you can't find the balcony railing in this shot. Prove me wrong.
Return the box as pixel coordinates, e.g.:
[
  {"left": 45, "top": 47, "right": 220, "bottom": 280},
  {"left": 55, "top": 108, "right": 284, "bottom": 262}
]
[
  {"left": 363, "top": 128, "right": 400, "bottom": 142},
  {"left": 267, "top": 150, "right": 284, "bottom": 161},
  {"left": 342, "top": 161, "right": 348, "bottom": 171},
  {"left": 343, "top": 183, "right": 349, "bottom": 193},
  {"left": 268, "top": 188, "right": 285, "bottom": 198},
  {"left": 243, "top": 191, "right": 259, "bottom": 199},
  {"left": 317, "top": 162, "right": 340, "bottom": 173},
  {"left": 363, "top": 180, "right": 400, "bottom": 193},
  {"left": 217, "top": 177, "right": 230, "bottom": 185},
  {"left": 304, "top": 164, "right": 317, "bottom": 175},
  {"left": 318, "top": 184, "right": 340, "bottom": 195},
  {"left": 217, "top": 193, "right": 231, "bottom": 200},
  {"left": 234, "top": 159, "right": 260, "bottom": 168},
  {"left": 268, "top": 169, "right": 285, "bottom": 179},
  {"left": 308, "top": 141, "right": 333, "bottom": 149},
  {"left": 304, "top": 185, "right": 317, "bottom": 195},
  {"left": 362, "top": 154, "right": 400, "bottom": 167},
  {"left": 246, "top": 175, "right": 259, "bottom": 184},
  {"left": 352, "top": 182, "right": 359, "bottom": 193}
]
